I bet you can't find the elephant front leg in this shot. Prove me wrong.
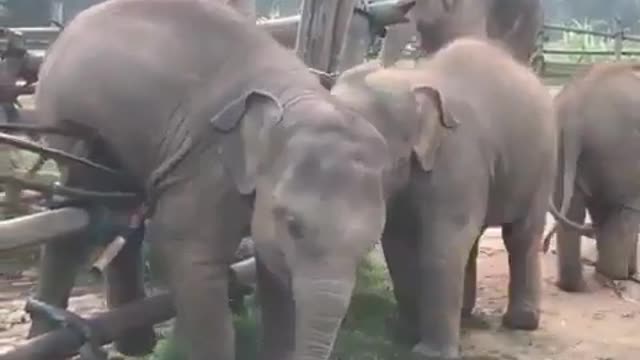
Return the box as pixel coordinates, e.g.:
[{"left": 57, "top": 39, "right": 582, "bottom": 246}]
[
  {"left": 413, "top": 218, "right": 482, "bottom": 359},
  {"left": 147, "top": 186, "right": 247, "bottom": 360},
  {"left": 595, "top": 208, "right": 640, "bottom": 280},
  {"left": 380, "top": 203, "right": 420, "bottom": 346},
  {"left": 152, "top": 235, "right": 235, "bottom": 360},
  {"left": 501, "top": 217, "right": 543, "bottom": 331},
  {"left": 255, "top": 254, "right": 295, "bottom": 360},
  {"left": 28, "top": 236, "right": 90, "bottom": 338},
  {"left": 104, "top": 224, "right": 157, "bottom": 356}
]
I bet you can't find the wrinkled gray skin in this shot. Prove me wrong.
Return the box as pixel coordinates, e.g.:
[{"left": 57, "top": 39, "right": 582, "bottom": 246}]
[
  {"left": 552, "top": 63, "right": 640, "bottom": 292},
  {"left": 380, "top": 0, "right": 543, "bottom": 66},
  {"left": 29, "top": 1, "right": 388, "bottom": 360},
  {"left": 331, "top": 38, "right": 555, "bottom": 359}
]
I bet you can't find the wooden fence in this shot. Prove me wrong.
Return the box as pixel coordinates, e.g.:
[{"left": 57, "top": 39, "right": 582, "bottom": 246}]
[
  {"left": 536, "top": 20, "right": 640, "bottom": 81},
  {"left": 6, "top": 19, "right": 640, "bottom": 81}
]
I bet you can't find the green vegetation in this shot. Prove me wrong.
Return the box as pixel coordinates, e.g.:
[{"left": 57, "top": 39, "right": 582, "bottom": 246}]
[{"left": 141, "top": 252, "right": 415, "bottom": 360}]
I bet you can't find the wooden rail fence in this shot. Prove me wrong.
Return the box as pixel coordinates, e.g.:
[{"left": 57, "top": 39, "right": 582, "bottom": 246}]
[
  {"left": 5, "top": 19, "right": 640, "bottom": 81},
  {"left": 536, "top": 19, "right": 640, "bottom": 80}
]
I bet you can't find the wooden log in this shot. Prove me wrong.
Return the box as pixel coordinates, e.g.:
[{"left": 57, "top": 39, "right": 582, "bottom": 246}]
[
  {"left": 0, "top": 207, "right": 90, "bottom": 252},
  {"left": 0, "top": 252, "right": 258, "bottom": 360},
  {"left": 0, "top": 293, "right": 175, "bottom": 360},
  {"left": 230, "top": 257, "right": 256, "bottom": 286}
]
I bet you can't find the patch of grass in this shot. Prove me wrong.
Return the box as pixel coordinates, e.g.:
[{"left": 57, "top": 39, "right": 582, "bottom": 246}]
[{"left": 142, "top": 253, "right": 414, "bottom": 360}]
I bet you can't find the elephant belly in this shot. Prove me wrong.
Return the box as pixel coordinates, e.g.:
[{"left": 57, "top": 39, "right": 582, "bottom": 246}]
[{"left": 484, "top": 158, "right": 553, "bottom": 226}]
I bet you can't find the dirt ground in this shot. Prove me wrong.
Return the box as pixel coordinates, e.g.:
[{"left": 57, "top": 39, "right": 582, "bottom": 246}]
[
  {"left": 1, "top": 217, "right": 639, "bottom": 359},
  {"left": 461, "top": 224, "right": 640, "bottom": 360}
]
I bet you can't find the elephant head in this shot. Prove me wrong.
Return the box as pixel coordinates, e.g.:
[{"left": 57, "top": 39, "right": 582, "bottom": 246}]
[
  {"left": 210, "top": 87, "right": 389, "bottom": 359},
  {"left": 331, "top": 62, "right": 458, "bottom": 194}
]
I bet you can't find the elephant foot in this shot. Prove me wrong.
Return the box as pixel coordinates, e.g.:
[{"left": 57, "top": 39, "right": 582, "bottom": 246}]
[
  {"left": 114, "top": 328, "right": 158, "bottom": 356},
  {"left": 501, "top": 308, "right": 539, "bottom": 331},
  {"left": 556, "top": 277, "right": 588, "bottom": 293},
  {"left": 460, "top": 310, "right": 491, "bottom": 330},
  {"left": 387, "top": 313, "right": 419, "bottom": 346},
  {"left": 411, "top": 342, "right": 461, "bottom": 360}
]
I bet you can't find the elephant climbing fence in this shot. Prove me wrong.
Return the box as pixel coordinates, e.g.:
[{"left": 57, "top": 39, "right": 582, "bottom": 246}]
[
  {"left": 534, "top": 19, "right": 640, "bottom": 82},
  {"left": 0, "top": 0, "right": 416, "bottom": 358}
]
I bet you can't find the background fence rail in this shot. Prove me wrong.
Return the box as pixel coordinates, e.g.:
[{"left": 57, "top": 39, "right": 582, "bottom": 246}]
[
  {"left": 538, "top": 20, "right": 640, "bottom": 80},
  {"left": 5, "top": 19, "right": 640, "bottom": 81}
]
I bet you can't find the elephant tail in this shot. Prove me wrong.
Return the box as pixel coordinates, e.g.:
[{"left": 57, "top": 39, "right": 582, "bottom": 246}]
[{"left": 543, "top": 104, "right": 593, "bottom": 252}]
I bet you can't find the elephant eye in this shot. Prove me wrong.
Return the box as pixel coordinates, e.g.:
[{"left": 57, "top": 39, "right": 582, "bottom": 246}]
[
  {"left": 285, "top": 214, "right": 305, "bottom": 239},
  {"left": 273, "top": 206, "right": 305, "bottom": 239}
]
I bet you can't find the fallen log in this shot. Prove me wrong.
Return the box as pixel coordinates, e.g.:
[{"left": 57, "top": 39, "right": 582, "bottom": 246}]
[
  {"left": 0, "top": 293, "right": 175, "bottom": 360},
  {"left": 0, "top": 254, "right": 257, "bottom": 360}
]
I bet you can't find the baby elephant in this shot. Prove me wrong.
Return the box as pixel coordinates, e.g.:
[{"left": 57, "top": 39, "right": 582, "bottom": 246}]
[
  {"left": 332, "top": 38, "right": 556, "bottom": 359},
  {"left": 553, "top": 63, "right": 640, "bottom": 292}
]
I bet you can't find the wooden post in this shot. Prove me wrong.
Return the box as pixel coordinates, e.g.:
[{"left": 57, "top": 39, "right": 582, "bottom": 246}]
[
  {"left": 614, "top": 17, "right": 623, "bottom": 61},
  {"left": 49, "top": 1, "right": 64, "bottom": 25},
  {"left": 295, "top": 0, "right": 358, "bottom": 73}
]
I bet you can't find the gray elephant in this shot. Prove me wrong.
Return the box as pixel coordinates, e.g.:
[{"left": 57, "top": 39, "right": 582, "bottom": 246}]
[
  {"left": 28, "top": 1, "right": 388, "bottom": 360},
  {"left": 331, "top": 38, "right": 555, "bottom": 359},
  {"left": 552, "top": 62, "right": 640, "bottom": 292},
  {"left": 380, "top": 0, "right": 543, "bottom": 66}
]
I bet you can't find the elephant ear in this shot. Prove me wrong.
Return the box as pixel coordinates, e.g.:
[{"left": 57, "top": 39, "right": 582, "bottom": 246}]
[
  {"left": 210, "top": 91, "right": 283, "bottom": 195},
  {"left": 411, "top": 85, "right": 459, "bottom": 172}
]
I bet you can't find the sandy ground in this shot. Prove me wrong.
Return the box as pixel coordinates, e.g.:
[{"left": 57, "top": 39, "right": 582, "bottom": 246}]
[{"left": 460, "top": 226, "right": 640, "bottom": 360}]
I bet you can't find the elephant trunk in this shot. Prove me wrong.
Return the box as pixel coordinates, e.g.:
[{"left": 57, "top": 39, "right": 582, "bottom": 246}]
[{"left": 293, "top": 274, "right": 355, "bottom": 360}]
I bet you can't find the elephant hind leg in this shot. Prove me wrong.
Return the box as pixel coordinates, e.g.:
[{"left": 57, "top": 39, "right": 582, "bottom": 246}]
[
  {"left": 594, "top": 207, "right": 640, "bottom": 280},
  {"left": 556, "top": 191, "right": 587, "bottom": 292},
  {"left": 105, "top": 224, "right": 157, "bottom": 356},
  {"left": 27, "top": 236, "right": 91, "bottom": 338},
  {"left": 460, "top": 234, "right": 491, "bottom": 330},
  {"left": 629, "top": 237, "right": 638, "bottom": 277},
  {"left": 501, "top": 213, "right": 544, "bottom": 331}
]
